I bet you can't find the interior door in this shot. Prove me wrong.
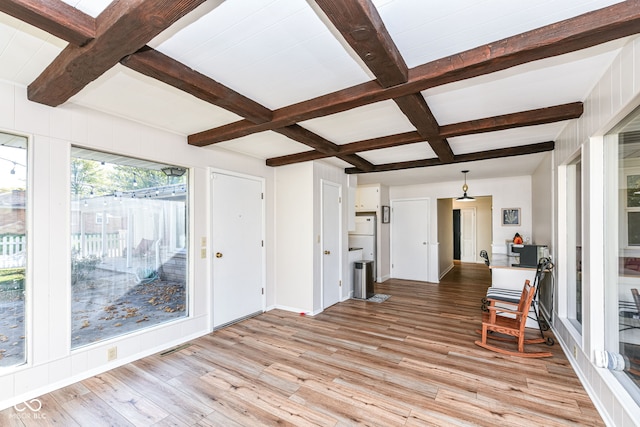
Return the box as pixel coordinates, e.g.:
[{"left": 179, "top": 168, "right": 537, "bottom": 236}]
[
  {"left": 460, "top": 208, "right": 476, "bottom": 262},
  {"left": 391, "top": 198, "right": 429, "bottom": 281},
  {"left": 211, "top": 172, "right": 264, "bottom": 328},
  {"left": 322, "top": 180, "right": 341, "bottom": 308}
]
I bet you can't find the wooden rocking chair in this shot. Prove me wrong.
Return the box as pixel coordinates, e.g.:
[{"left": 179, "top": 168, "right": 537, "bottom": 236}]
[{"left": 475, "top": 279, "right": 553, "bottom": 358}]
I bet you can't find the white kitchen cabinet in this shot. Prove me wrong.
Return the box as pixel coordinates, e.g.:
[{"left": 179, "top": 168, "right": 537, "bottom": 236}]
[
  {"left": 356, "top": 186, "right": 379, "bottom": 212},
  {"left": 348, "top": 186, "right": 356, "bottom": 231}
]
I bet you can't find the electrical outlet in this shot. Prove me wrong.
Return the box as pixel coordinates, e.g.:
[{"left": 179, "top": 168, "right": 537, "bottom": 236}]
[
  {"left": 107, "top": 347, "right": 117, "bottom": 361},
  {"left": 573, "top": 345, "right": 577, "bottom": 358}
]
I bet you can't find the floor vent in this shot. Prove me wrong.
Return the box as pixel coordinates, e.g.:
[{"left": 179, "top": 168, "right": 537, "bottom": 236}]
[
  {"left": 160, "top": 343, "right": 192, "bottom": 357},
  {"left": 214, "top": 310, "right": 263, "bottom": 331}
]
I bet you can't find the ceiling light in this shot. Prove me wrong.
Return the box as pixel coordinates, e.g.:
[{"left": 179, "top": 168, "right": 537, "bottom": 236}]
[
  {"left": 456, "top": 170, "right": 475, "bottom": 202},
  {"left": 161, "top": 166, "right": 186, "bottom": 177}
]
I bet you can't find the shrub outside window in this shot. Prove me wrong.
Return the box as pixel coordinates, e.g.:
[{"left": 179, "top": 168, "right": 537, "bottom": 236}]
[
  {"left": 0, "top": 132, "right": 27, "bottom": 368},
  {"left": 70, "top": 148, "right": 188, "bottom": 348}
]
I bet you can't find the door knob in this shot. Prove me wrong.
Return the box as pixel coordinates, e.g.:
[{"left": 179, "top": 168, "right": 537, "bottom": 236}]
[
  {"left": 216, "top": 252, "right": 223, "bottom": 258},
  {"left": 324, "top": 250, "right": 331, "bottom": 255}
]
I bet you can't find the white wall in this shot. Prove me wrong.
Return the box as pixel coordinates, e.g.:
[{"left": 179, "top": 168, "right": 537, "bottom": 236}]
[
  {"left": 531, "top": 152, "right": 554, "bottom": 256},
  {"left": 437, "top": 198, "right": 454, "bottom": 277},
  {"left": 273, "top": 161, "right": 350, "bottom": 314},
  {"left": 274, "top": 163, "right": 314, "bottom": 313},
  {"left": 0, "top": 82, "right": 276, "bottom": 410},
  {"left": 390, "top": 175, "right": 533, "bottom": 281},
  {"left": 552, "top": 35, "right": 640, "bottom": 426}
]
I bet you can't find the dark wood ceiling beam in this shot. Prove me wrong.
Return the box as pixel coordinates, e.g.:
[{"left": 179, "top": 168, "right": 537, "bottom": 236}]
[
  {"left": 313, "top": 0, "right": 407, "bottom": 87},
  {"left": 121, "top": 47, "right": 273, "bottom": 124},
  {"left": 119, "top": 47, "right": 372, "bottom": 170},
  {"left": 27, "top": 0, "right": 207, "bottom": 106},
  {"left": 267, "top": 101, "right": 580, "bottom": 167},
  {"left": 274, "top": 125, "right": 340, "bottom": 155},
  {"left": 393, "top": 94, "right": 454, "bottom": 162},
  {"left": 313, "top": 1, "right": 454, "bottom": 163},
  {"left": 439, "top": 102, "right": 584, "bottom": 138},
  {"left": 340, "top": 131, "right": 424, "bottom": 154},
  {"left": 273, "top": 126, "right": 373, "bottom": 170},
  {"left": 266, "top": 131, "right": 424, "bottom": 167},
  {"left": 191, "top": 1, "right": 640, "bottom": 146},
  {"left": 266, "top": 150, "right": 328, "bottom": 167},
  {"left": 339, "top": 154, "right": 375, "bottom": 172},
  {"left": 0, "top": 0, "right": 95, "bottom": 46},
  {"left": 345, "top": 141, "right": 555, "bottom": 174}
]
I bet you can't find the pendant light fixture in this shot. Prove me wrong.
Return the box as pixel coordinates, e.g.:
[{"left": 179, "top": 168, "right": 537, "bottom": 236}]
[{"left": 456, "top": 170, "right": 475, "bottom": 202}]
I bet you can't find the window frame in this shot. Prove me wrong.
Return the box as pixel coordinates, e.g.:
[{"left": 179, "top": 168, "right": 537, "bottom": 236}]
[
  {"left": 69, "top": 147, "right": 190, "bottom": 349},
  {"left": 0, "top": 129, "right": 31, "bottom": 370}
]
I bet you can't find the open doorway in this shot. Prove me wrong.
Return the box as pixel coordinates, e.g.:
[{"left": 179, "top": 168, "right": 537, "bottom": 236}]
[
  {"left": 451, "top": 197, "right": 493, "bottom": 262},
  {"left": 453, "top": 208, "right": 477, "bottom": 262}
]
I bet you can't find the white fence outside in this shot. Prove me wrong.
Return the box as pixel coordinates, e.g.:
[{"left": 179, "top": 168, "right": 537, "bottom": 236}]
[
  {"left": 0, "top": 235, "right": 26, "bottom": 268},
  {"left": 0, "top": 233, "right": 127, "bottom": 269},
  {"left": 71, "top": 233, "right": 125, "bottom": 258}
]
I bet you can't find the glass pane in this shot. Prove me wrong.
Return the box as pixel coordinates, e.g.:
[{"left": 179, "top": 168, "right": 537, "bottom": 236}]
[
  {"left": 71, "top": 149, "right": 188, "bottom": 348},
  {"left": 627, "top": 175, "right": 640, "bottom": 207},
  {"left": 567, "top": 158, "right": 582, "bottom": 328},
  {"left": 613, "top": 116, "right": 640, "bottom": 395},
  {"left": 629, "top": 212, "right": 640, "bottom": 245},
  {"left": 0, "top": 133, "right": 27, "bottom": 367}
]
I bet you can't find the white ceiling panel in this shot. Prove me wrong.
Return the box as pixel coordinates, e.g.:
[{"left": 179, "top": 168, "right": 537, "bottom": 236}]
[
  {"left": 71, "top": 65, "right": 242, "bottom": 135},
  {"left": 60, "top": 0, "right": 112, "bottom": 18},
  {"left": 152, "top": 0, "right": 371, "bottom": 109},
  {"left": 356, "top": 153, "right": 549, "bottom": 187},
  {"left": 424, "top": 41, "right": 624, "bottom": 125},
  {"left": 300, "top": 100, "right": 416, "bottom": 144},
  {"left": 359, "top": 142, "right": 435, "bottom": 164},
  {"left": 373, "top": 0, "right": 624, "bottom": 68},
  {"left": 213, "top": 130, "right": 311, "bottom": 159},
  {"left": 0, "top": 14, "right": 65, "bottom": 85},
  {"left": 448, "top": 123, "right": 567, "bottom": 155}
]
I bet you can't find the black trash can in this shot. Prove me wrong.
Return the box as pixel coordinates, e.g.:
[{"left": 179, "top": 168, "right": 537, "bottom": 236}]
[{"left": 353, "top": 260, "right": 374, "bottom": 299}]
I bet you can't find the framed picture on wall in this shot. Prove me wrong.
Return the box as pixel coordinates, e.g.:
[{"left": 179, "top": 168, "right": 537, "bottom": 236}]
[
  {"left": 382, "top": 205, "right": 390, "bottom": 223},
  {"left": 501, "top": 208, "right": 521, "bottom": 226}
]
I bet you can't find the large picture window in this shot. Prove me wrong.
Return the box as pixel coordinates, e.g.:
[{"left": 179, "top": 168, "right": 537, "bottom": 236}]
[
  {"left": 0, "top": 132, "right": 27, "bottom": 367},
  {"left": 71, "top": 148, "right": 188, "bottom": 348},
  {"left": 604, "top": 106, "right": 640, "bottom": 400}
]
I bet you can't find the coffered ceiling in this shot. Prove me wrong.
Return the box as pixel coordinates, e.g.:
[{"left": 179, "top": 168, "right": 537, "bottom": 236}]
[{"left": 0, "top": 0, "right": 637, "bottom": 186}]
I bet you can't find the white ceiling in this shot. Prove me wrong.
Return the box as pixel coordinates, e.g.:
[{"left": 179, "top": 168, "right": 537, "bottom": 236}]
[{"left": 0, "top": 0, "right": 632, "bottom": 187}]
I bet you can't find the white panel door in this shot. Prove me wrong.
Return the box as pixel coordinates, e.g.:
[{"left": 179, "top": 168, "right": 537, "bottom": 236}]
[
  {"left": 391, "top": 199, "right": 429, "bottom": 281},
  {"left": 460, "top": 208, "right": 476, "bottom": 262},
  {"left": 322, "top": 180, "right": 341, "bottom": 308},
  {"left": 211, "top": 172, "right": 264, "bottom": 328}
]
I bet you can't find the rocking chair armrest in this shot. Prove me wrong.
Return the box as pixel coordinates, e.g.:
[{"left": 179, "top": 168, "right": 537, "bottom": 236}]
[
  {"left": 486, "top": 306, "right": 523, "bottom": 316},
  {"left": 486, "top": 298, "right": 519, "bottom": 307}
]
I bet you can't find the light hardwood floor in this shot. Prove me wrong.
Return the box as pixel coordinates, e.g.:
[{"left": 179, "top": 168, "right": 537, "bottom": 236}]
[{"left": 0, "top": 264, "right": 604, "bottom": 426}]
